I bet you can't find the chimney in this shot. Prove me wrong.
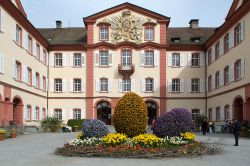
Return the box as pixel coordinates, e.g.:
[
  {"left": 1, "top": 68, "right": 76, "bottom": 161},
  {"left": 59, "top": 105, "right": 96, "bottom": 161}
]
[
  {"left": 56, "top": 20, "right": 62, "bottom": 28},
  {"left": 189, "top": 19, "right": 199, "bottom": 28}
]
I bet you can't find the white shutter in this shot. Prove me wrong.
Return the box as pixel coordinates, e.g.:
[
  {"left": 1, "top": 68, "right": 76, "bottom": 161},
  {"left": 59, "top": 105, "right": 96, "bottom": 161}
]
[
  {"left": 212, "top": 74, "right": 215, "bottom": 90},
  {"left": 108, "top": 79, "right": 112, "bottom": 92},
  {"left": 119, "top": 79, "right": 123, "bottom": 93},
  {"left": 22, "top": 65, "right": 26, "bottom": 83},
  {"left": 81, "top": 79, "right": 85, "bottom": 92},
  {"left": 66, "top": 53, "right": 70, "bottom": 67},
  {"left": 94, "top": 50, "right": 99, "bottom": 66},
  {"left": 219, "top": 70, "right": 224, "bottom": 87},
  {"left": 40, "top": 48, "right": 44, "bottom": 62},
  {"left": 180, "top": 53, "right": 184, "bottom": 67},
  {"left": 68, "top": 109, "right": 73, "bottom": 120},
  {"left": 69, "top": 79, "right": 73, "bottom": 92},
  {"left": 154, "top": 50, "right": 159, "bottom": 67},
  {"left": 140, "top": 50, "right": 145, "bottom": 67},
  {"left": 141, "top": 79, "right": 145, "bottom": 92},
  {"left": 50, "top": 53, "right": 54, "bottom": 67},
  {"left": 187, "top": 79, "right": 191, "bottom": 93},
  {"left": 46, "top": 52, "right": 49, "bottom": 66},
  {"left": 81, "top": 53, "right": 85, "bottom": 67},
  {"left": 13, "top": 22, "right": 16, "bottom": 41},
  {"left": 229, "top": 64, "right": 234, "bottom": 82},
  {"left": 131, "top": 79, "right": 135, "bottom": 92},
  {"left": 50, "top": 79, "right": 54, "bottom": 92},
  {"left": 200, "top": 53, "right": 204, "bottom": 67},
  {"left": 220, "top": 107, "right": 224, "bottom": 121},
  {"left": 180, "top": 79, "right": 184, "bottom": 93},
  {"left": 240, "top": 21, "right": 245, "bottom": 41},
  {"left": 12, "top": 60, "right": 16, "bottom": 79},
  {"left": 40, "top": 75, "right": 43, "bottom": 90},
  {"left": 32, "top": 107, "right": 36, "bottom": 120},
  {"left": 62, "top": 109, "right": 66, "bottom": 121},
  {"left": 153, "top": 79, "right": 158, "bottom": 92},
  {"left": 187, "top": 53, "right": 192, "bottom": 67},
  {"left": 63, "top": 54, "right": 67, "bottom": 67},
  {"left": 32, "top": 71, "right": 36, "bottom": 87},
  {"left": 24, "top": 106, "right": 28, "bottom": 120},
  {"left": 168, "top": 53, "right": 172, "bottom": 67},
  {"left": 0, "top": 54, "right": 4, "bottom": 74},
  {"left": 22, "top": 30, "right": 27, "bottom": 50},
  {"left": 168, "top": 79, "right": 172, "bottom": 93},
  {"left": 62, "top": 79, "right": 67, "bottom": 92},
  {"left": 69, "top": 54, "right": 73, "bottom": 67},
  {"left": 219, "top": 40, "right": 224, "bottom": 56},
  {"left": 200, "top": 79, "right": 204, "bottom": 93},
  {"left": 33, "top": 40, "right": 37, "bottom": 57},
  {"left": 95, "top": 79, "right": 100, "bottom": 92},
  {"left": 241, "top": 59, "right": 245, "bottom": 78},
  {"left": 109, "top": 52, "right": 112, "bottom": 67},
  {"left": 0, "top": 9, "right": 4, "bottom": 32},
  {"left": 211, "top": 47, "right": 215, "bottom": 62},
  {"left": 229, "top": 31, "right": 234, "bottom": 49}
]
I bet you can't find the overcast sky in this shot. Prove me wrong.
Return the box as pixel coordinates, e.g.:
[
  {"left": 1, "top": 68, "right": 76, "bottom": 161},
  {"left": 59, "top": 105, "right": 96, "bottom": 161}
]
[{"left": 21, "top": 0, "right": 233, "bottom": 28}]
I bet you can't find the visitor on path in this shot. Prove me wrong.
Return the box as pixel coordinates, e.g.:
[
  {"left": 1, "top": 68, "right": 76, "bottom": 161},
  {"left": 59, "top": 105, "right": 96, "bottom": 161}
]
[
  {"left": 232, "top": 119, "right": 241, "bottom": 146},
  {"left": 223, "top": 120, "right": 228, "bottom": 133},
  {"left": 208, "top": 121, "right": 213, "bottom": 133},
  {"left": 202, "top": 120, "right": 208, "bottom": 135}
]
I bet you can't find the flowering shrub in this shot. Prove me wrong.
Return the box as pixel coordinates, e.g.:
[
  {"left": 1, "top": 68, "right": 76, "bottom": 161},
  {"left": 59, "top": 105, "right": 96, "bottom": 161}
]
[
  {"left": 163, "top": 136, "right": 188, "bottom": 146},
  {"left": 68, "top": 138, "right": 102, "bottom": 147},
  {"left": 180, "top": 132, "right": 196, "bottom": 141},
  {"left": 82, "top": 119, "right": 109, "bottom": 138},
  {"left": 68, "top": 139, "right": 83, "bottom": 147},
  {"left": 102, "top": 133, "right": 127, "bottom": 146},
  {"left": 153, "top": 108, "right": 192, "bottom": 137},
  {"left": 133, "top": 134, "right": 162, "bottom": 148}
]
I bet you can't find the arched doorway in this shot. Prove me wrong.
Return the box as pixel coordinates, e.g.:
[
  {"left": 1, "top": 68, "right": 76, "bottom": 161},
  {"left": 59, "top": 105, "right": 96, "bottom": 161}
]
[
  {"left": 145, "top": 101, "right": 157, "bottom": 125},
  {"left": 12, "top": 96, "right": 23, "bottom": 126},
  {"left": 97, "top": 101, "right": 111, "bottom": 125},
  {"left": 233, "top": 96, "right": 244, "bottom": 122}
]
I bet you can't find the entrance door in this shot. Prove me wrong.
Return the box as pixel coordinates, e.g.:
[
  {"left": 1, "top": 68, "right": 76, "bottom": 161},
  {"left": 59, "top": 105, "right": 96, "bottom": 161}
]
[
  {"left": 146, "top": 101, "right": 157, "bottom": 125},
  {"left": 13, "top": 97, "right": 23, "bottom": 126},
  {"left": 97, "top": 101, "right": 111, "bottom": 125},
  {"left": 233, "top": 97, "right": 244, "bottom": 122}
]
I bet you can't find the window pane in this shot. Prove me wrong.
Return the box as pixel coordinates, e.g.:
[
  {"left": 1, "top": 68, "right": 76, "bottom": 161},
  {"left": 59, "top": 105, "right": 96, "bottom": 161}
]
[
  {"left": 100, "top": 51, "right": 108, "bottom": 66},
  {"left": 122, "top": 79, "right": 131, "bottom": 92},
  {"left": 74, "top": 53, "right": 82, "bottom": 67},
  {"left": 145, "top": 51, "right": 154, "bottom": 66},
  {"left": 100, "top": 79, "right": 108, "bottom": 92}
]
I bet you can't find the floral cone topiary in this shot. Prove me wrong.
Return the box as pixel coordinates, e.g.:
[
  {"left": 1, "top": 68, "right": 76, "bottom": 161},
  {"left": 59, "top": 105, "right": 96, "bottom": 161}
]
[
  {"left": 153, "top": 108, "right": 192, "bottom": 137},
  {"left": 82, "top": 119, "right": 109, "bottom": 138}
]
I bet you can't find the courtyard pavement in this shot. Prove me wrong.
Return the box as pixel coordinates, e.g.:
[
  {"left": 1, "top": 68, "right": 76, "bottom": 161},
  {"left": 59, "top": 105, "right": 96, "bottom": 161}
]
[{"left": 0, "top": 128, "right": 250, "bottom": 166}]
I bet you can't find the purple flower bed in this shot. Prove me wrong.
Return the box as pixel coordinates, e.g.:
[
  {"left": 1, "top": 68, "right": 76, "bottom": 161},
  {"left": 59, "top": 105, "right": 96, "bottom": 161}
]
[{"left": 82, "top": 119, "right": 109, "bottom": 138}]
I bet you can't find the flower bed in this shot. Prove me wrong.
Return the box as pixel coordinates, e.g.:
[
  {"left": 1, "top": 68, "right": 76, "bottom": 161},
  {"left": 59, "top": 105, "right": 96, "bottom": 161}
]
[{"left": 56, "top": 133, "right": 222, "bottom": 158}]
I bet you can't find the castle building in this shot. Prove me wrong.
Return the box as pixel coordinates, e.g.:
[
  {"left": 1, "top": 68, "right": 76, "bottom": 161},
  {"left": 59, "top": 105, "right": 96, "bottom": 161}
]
[{"left": 0, "top": 0, "right": 250, "bottom": 128}]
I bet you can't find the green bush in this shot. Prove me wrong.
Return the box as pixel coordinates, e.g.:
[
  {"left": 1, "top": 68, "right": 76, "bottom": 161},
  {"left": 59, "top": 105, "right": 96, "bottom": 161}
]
[
  {"left": 67, "top": 119, "right": 85, "bottom": 130},
  {"left": 113, "top": 92, "right": 148, "bottom": 138},
  {"left": 40, "top": 116, "right": 62, "bottom": 132}
]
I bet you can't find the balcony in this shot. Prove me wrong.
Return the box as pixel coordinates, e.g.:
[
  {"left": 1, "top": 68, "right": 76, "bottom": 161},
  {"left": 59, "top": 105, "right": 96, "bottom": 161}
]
[{"left": 118, "top": 64, "right": 135, "bottom": 78}]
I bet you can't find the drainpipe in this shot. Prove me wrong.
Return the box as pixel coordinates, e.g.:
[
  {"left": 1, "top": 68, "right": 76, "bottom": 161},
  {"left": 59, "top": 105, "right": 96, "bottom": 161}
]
[{"left": 46, "top": 39, "right": 52, "bottom": 117}]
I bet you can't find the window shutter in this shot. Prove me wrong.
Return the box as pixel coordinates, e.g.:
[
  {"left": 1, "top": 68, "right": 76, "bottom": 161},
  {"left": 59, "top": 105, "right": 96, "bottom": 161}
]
[
  {"left": 69, "top": 79, "right": 73, "bottom": 92},
  {"left": 40, "top": 48, "right": 44, "bottom": 62},
  {"left": 62, "top": 109, "right": 66, "bottom": 121},
  {"left": 45, "top": 78, "right": 48, "bottom": 92},
  {"left": 180, "top": 79, "right": 184, "bottom": 93},
  {"left": 220, "top": 107, "right": 224, "bottom": 121},
  {"left": 140, "top": 50, "right": 145, "bottom": 67},
  {"left": 168, "top": 53, "right": 172, "bottom": 67},
  {"left": 240, "top": 21, "right": 245, "bottom": 41},
  {"left": 0, "top": 10, "right": 5, "bottom": 32},
  {"left": 141, "top": 79, "right": 145, "bottom": 92},
  {"left": 219, "top": 40, "right": 224, "bottom": 56},
  {"left": 200, "top": 53, "right": 204, "bottom": 67},
  {"left": 62, "top": 79, "right": 67, "bottom": 92},
  {"left": 12, "top": 22, "right": 16, "bottom": 41},
  {"left": 68, "top": 109, "right": 73, "bottom": 120},
  {"left": 229, "top": 31, "right": 234, "bottom": 49},
  {"left": 131, "top": 79, "right": 135, "bottom": 92},
  {"left": 81, "top": 79, "right": 85, "bottom": 92},
  {"left": 24, "top": 106, "right": 28, "bottom": 120},
  {"left": 81, "top": 53, "right": 85, "bottom": 67},
  {"left": 12, "top": 60, "right": 16, "bottom": 79},
  {"left": 50, "top": 79, "right": 54, "bottom": 92},
  {"left": 205, "top": 51, "right": 208, "bottom": 66},
  {"left": 69, "top": 53, "right": 73, "bottom": 67},
  {"left": 118, "top": 79, "right": 123, "bottom": 93},
  {"left": 108, "top": 79, "right": 112, "bottom": 92},
  {"left": 168, "top": 79, "right": 172, "bottom": 93},
  {"left": 32, "top": 107, "right": 36, "bottom": 120},
  {"left": 50, "top": 53, "right": 54, "bottom": 67},
  {"left": 154, "top": 50, "right": 159, "bottom": 67},
  {"left": 40, "top": 75, "right": 43, "bottom": 90},
  {"left": 187, "top": 79, "right": 191, "bottom": 93},
  {"left": 219, "top": 70, "right": 224, "bottom": 87},
  {"left": 94, "top": 50, "right": 99, "bottom": 66},
  {"left": 25, "top": 66, "right": 28, "bottom": 84},
  {"left": 22, "top": 65, "right": 26, "bottom": 83},
  {"left": 211, "top": 47, "right": 215, "bottom": 62},
  {"left": 187, "top": 53, "right": 192, "bottom": 67},
  {"left": 241, "top": 59, "right": 245, "bottom": 78},
  {"left": 180, "top": 53, "right": 184, "bottom": 67},
  {"left": 153, "top": 78, "right": 158, "bottom": 92},
  {"left": 211, "top": 74, "right": 215, "bottom": 90},
  {"left": 95, "top": 79, "right": 100, "bottom": 92},
  {"left": 22, "top": 30, "right": 27, "bottom": 50},
  {"left": 32, "top": 71, "right": 36, "bottom": 87},
  {"left": 0, "top": 54, "right": 4, "bottom": 74},
  {"left": 63, "top": 54, "right": 67, "bottom": 67},
  {"left": 230, "top": 64, "right": 234, "bottom": 82},
  {"left": 200, "top": 79, "right": 204, "bottom": 93},
  {"left": 109, "top": 52, "right": 112, "bottom": 67},
  {"left": 33, "top": 40, "right": 37, "bottom": 57},
  {"left": 46, "top": 52, "right": 49, "bottom": 66}
]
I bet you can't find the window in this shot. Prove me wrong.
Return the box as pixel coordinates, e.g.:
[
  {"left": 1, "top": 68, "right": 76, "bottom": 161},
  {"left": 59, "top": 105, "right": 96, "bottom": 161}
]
[
  {"left": 55, "top": 53, "right": 62, "bottom": 67},
  {"left": 215, "top": 71, "right": 220, "bottom": 89},
  {"left": 28, "top": 36, "right": 32, "bottom": 54},
  {"left": 25, "top": 105, "right": 32, "bottom": 120},
  {"left": 55, "top": 79, "right": 62, "bottom": 92},
  {"left": 43, "top": 76, "right": 46, "bottom": 91},
  {"left": 122, "top": 50, "right": 131, "bottom": 66},
  {"left": 145, "top": 27, "right": 154, "bottom": 41},
  {"left": 100, "top": 51, "right": 109, "bottom": 66},
  {"left": 224, "top": 33, "right": 229, "bottom": 52},
  {"left": 191, "top": 79, "right": 199, "bottom": 92},
  {"left": 215, "top": 42, "right": 220, "bottom": 60},
  {"left": 235, "top": 60, "right": 241, "bottom": 81},
  {"left": 208, "top": 75, "right": 212, "bottom": 92},
  {"left": 172, "top": 79, "right": 180, "bottom": 92},
  {"left": 235, "top": 24, "right": 241, "bottom": 46},
  {"left": 15, "top": 61, "right": 21, "bottom": 81},
  {"left": 224, "top": 66, "right": 229, "bottom": 85},
  {"left": 74, "top": 53, "right": 82, "bottom": 67},
  {"left": 34, "top": 107, "right": 39, "bottom": 121},
  {"left": 172, "top": 53, "right": 180, "bottom": 67},
  {"left": 216, "top": 107, "right": 220, "bottom": 121},
  {"left": 191, "top": 37, "right": 200, "bottom": 43},
  {"left": 122, "top": 79, "right": 131, "bottom": 92},
  {"left": 43, "top": 50, "right": 47, "bottom": 64},
  {"left": 36, "top": 72, "right": 40, "bottom": 88},
  {"left": 145, "top": 51, "right": 154, "bottom": 66},
  {"left": 171, "top": 38, "right": 181, "bottom": 43},
  {"left": 54, "top": 109, "right": 62, "bottom": 120},
  {"left": 191, "top": 109, "right": 200, "bottom": 120},
  {"left": 27, "top": 68, "right": 32, "bottom": 86},
  {"left": 15, "top": 25, "right": 22, "bottom": 46},
  {"left": 191, "top": 53, "right": 200, "bottom": 67},
  {"left": 36, "top": 44, "right": 40, "bottom": 60},
  {"left": 145, "top": 78, "right": 153, "bottom": 92},
  {"left": 42, "top": 108, "right": 46, "bottom": 119},
  {"left": 224, "top": 105, "right": 230, "bottom": 120},
  {"left": 100, "top": 78, "right": 108, "bottom": 92},
  {"left": 208, "top": 108, "right": 212, "bottom": 121},
  {"left": 208, "top": 49, "right": 212, "bottom": 65},
  {"left": 73, "top": 109, "right": 81, "bottom": 119},
  {"left": 74, "top": 79, "right": 81, "bottom": 92},
  {"left": 100, "top": 27, "right": 109, "bottom": 41}
]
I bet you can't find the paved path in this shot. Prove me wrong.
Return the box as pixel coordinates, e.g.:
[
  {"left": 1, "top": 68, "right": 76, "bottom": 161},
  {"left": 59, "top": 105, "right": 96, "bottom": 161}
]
[{"left": 0, "top": 132, "right": 250, "bottom": 166}]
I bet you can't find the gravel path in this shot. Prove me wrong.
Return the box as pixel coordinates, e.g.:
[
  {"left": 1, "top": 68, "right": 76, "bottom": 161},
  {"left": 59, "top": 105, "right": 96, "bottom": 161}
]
[{"left": 0, "top": 131, "right": 250, "bottom": 166}]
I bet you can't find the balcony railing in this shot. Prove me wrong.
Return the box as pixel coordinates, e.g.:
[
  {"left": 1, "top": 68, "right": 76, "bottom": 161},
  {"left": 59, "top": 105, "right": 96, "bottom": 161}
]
[{"left": 118, "top": 64, "right": 135, "bottom": 78}]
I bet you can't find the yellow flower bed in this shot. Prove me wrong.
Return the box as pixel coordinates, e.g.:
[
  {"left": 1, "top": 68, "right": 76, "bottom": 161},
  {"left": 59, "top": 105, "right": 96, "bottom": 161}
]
[
  {"left": 76, "top": 133, "right": 83, "bottom": 139},
  {"left": 180, "top": 132, "right": 196, "bottom": 141},
  {"left": 102, "top": 133, "right": 127, "bottom": 146},
  {"left": 133, "top": 134, "right": 162, "bottom": 147}
]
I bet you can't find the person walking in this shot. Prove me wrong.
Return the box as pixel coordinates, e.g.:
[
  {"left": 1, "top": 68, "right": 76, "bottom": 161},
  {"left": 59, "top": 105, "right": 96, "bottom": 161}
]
[
  {"left": 232, "top": 119, "right": 241, "bottom": 146},
  {"left": 202, "top": 120, "right": 208, "bottom": 135}
]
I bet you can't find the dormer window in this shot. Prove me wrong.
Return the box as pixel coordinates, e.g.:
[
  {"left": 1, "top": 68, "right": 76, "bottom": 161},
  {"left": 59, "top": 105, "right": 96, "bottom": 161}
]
[
  {"left": 191, "top": 37, "right": 200, "bottom": 43},
  {"left": 99, "top": 27, "right": 109, "bottom": 41},
  {"left": 171, "top": 38, "right": 181, "bottom": 43}
]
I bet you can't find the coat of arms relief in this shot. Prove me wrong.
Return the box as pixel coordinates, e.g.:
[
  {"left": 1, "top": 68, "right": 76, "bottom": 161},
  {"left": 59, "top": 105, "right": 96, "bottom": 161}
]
[{"left": 99, "top": 10, "right": 153, "bottom": 44}]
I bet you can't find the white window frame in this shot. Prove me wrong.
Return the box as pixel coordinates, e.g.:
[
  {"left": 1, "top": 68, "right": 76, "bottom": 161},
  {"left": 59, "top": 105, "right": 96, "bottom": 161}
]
[
  {"left": 145, "top": 27, "right": 154, "bottom": 41},
  {"left": 145, "top": 51, "right": 154, "bottom": 66},
  {"left": 100, "top": 78, "right": 108, "bottom": 92},
  {"left": 235, "top": 24, "right": 241, "bottom": 45},
  {"left": 235, "top": 60, "right": 241, "bottom": 81},
  {"left": 191, "top": 109, "right": 200, "bottom": 120},
  {"left": 172, "top": 79, "right": 180, "bottom": 92},
  {"left": 191, "top": 53, "right": 200, "bottom": 67},
  {"left": 55, "top": 53, "right": 63, "bottom": 67},
  {"left": 172, "top": 53, "right": 180, "bottom": 67},
  {"left": 16, "top": 25, "right": 22, "bottom": 46},
  {"left": 122, "top": 50, "right": 131, "bottom": 66},
  {"left": 100, "top": 51, "right": 109, "bottom": 66},
  {"left": 191, "top": 79, "right": 199, "bottom": 92},
  {"left": 74, "top": 79, "right": 81, "bottom": 92},
  {"left": 54, "top": 109, "right": 62, "bottom": 120},
  {"left": 145, "top": 78, "right": 153, "bottom": 92},
  {"left": 55, "top": 79, "right": 62, "bottom": 92},
  {"left": 73, "top": 109, "right": 81, "bottom": 119},
  {"left": 100, "top": 27, "right": 108, "bottom": 41},
  {"left": 122, "top": 79, "right": 131, "bottom": 92},
  {"left": 74, "top": 53, "right": 82, "bottom": 67}
]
